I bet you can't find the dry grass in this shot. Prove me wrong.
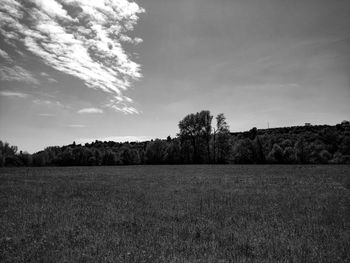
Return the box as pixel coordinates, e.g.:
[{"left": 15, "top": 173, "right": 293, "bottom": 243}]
[{"left": 1, "top": 165, "right": 349, "bottom": 262}]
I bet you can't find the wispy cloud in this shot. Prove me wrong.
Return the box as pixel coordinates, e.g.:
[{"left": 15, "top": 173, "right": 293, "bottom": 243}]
[
  {"left": 0, "top": 48, "right": 12, "bottom": 62},
  {"left": 66, "top": 124, "right": 86, "bottom": 128},
  {"left": 77, "top": 107, "right": 104, "bottom": 114},
  {"left": 47, "top": 78, "right": 57, "bottom": 83},
  {"left": 40, "top": 72, "right": 57, "bottom": 83},
  {"left": 38, "top": 113, "right": 55, "bottom": 117},
  {"left": 105, "top": 99, "right": 140, "bottom": 114},
  {"left": 0, "top": 90, "right": 28, "bottom": 98},
  {"left": 0, "top": 0, "right": 145, "bottom": 114},
  {"left": 0, "top": 65, "right": 39, "bottom": 85},
  {"left": 40, "top": 72, "right": 50, "bottom": 77},
  {"left": 33, "top": 99, "right": 66, "bottom": 108}
]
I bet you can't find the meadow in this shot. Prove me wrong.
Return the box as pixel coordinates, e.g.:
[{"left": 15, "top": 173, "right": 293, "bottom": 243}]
[{"left": 1, "top": 165, "right": 349, "bottom": 262}]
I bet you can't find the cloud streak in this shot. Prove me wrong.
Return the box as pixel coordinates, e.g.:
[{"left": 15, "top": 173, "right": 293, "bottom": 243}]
[
  {"left": 38, "top": 113, "right": 55, "bottom": 117},
  {"left": 0, "top": 65, "right": 40, "bottom": 85},
  {"left": 0, "top": 91, "right": 28, "bottom": 98},
  {"left": 66, "top": 124, "right": 86, "bottom": 128},
  {"left": 78, "top": 107, "right": 103, "bottom": 114},
  {"left": 40, "top": 72, "right": 57, "bottom": 83},
  {"left": 0, "top": 48, "right": 12, "bottom": 62},
  {"left": 33, "top": 99, "right": 66, "bottom": 108},
  {"left": 0, "top": 0, "right": 145, "bottom": 114}
]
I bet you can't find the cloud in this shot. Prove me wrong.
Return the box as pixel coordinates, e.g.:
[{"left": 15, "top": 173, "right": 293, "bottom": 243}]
[
  {"left": 40, "top": 72, "right": 57, "bottom": 83},
  {"left": 38, "top": 113, "right": 55, "bottom": 117},
  {"left": 105, "top": 102, "right": 140, "bottom": 114},
  {"left": 0, "top": 91, "right": 28, "bottom": 98},
  {"left": 0, "top": 65, "right": 39, "bottom": 85},
  {"left": 77, "top": 107, "right": 104, "bottom": 114},
  {"left": 0, "top": 48, "right": 13, "bottom": 62},
  {"left": 40, "top": 72, "right": 50, "bottom": 77},
  {"left": 105, "top": 97, "right": 140, "bottom": 114},
  {"left": 33, "top": 99, "right": 66, "bottom": 108},
  {"left": 47, "top": 78, "right": 57, "bottom": 83},
  {"left": 0, "top": 0, "right": 145, "bottom": 114},
  {"left": 66, "top": 124, "right": 86, "bottom": 128}
]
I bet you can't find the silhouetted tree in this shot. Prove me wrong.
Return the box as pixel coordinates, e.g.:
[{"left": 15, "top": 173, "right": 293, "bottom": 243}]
[
  {"left": 2, "top": 118, "right": 349, "bottom": 166},
  {"left": 145, "top": 139, "right": 167, "bottom": 164},
  {"left": 178, "top": 110, "right": 213, "bottom": 163},
  {"left": 33, "top": 151, "right": 49, "bottom": 166},
  {"left": 283, "top": 146, "right": 296, "bottom": 164},
  {"left": 249, "top": 127, "right": 258, "bottom": 140},
  {"left": 18, "top": 151, "right": 32, "bottom": 166},
  {"left": 102, "top": 150, "right": 117, "bottom": 165},
  {"left": 232, "top": 139, "right": 255, "bottom": 164},
  {"left": 214, "top": 113, "right": 231, "bottom": 163},
  {"left": 166, "top": 139, "right": 182, "bottom": 164},
  {"left": 120, "top": 147, "right": 140, "bottom": 165},
  {"left": 295, "top": 139, "right": 306, "bottom": 164},
  {"left": 267, "top": 143, "right": 284, "bottom": 163},
  {"left": 0, "top": 141, "right": 18, "bottom": 166},
  {"left": 253, "top": 136, "right": 266, "bottom": 164},
  {"left": 340, "top": 136, "right": 350, "bottom": 155}
]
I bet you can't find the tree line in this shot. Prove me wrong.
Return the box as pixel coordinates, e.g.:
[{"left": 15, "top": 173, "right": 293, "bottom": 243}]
[{"left": 1, "top": 110, "right": 350, "bottom": 166}]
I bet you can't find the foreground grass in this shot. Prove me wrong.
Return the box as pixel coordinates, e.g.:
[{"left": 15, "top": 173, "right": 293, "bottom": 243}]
[{"left": 0, "top": 165, "right": 349, "bottom": 262}]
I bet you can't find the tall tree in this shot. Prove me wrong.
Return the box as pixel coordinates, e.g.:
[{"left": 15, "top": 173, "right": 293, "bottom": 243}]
[
  {"left": 178, "top": 110, "right": 213, "bottom": 163},
  {"left": 166, "top": 139, "right": 182, "bottom": 164},
  {"left": 0, "top": 141, "right": 19, "bottom": 166},
  {"left": 253, "top": 135, "right": 266, "bottom": 164},
  {"left": 213, "top": 113, "right": 230, "bottom": 163}
]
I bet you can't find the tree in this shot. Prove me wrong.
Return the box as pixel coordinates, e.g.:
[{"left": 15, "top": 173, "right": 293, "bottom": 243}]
[
  {"left": 44, "top": 146, "right": 61, "bottom": 165},
  {"left": 295, "top": 139, "right": 306, "bottom": 164},
  {"left": 178, "top": 110, "right": 213, "bottom": 163},
  {"left": 94, "top": 149, "right": 102, "bottom": 165},
  {"left": 319, "top": 149, "right": 332, "bottom": 164},
  {"left": 145, "top": 139, "right": 167, "bottom": 164},
  {"left": 267, "top": 143, "right": 284, "bottom": 163},
  {"left": 232, "top": 139, "right": 255, "bottom": 164},
  {"left": 214, "top": 113, "right": 231, "bottom": 163},
  {"left": 339, "top": 136, "right": 350, "bottom": 155},
  {"left": 0, "top": 141, "right": 18, "bottom": 166},
  {"left": 18, "top": 151, "right": 32, "bottom": 166},
  {"left": 253, "top": 136, "right": 266, "bottom": 164},
  {"left": 32, "top": 151, "right": 49, "bottom": 166},
  {"left": 120, "top": 147, "right": 140, "bottom": 165},
  {"left": 166, "top": 139, "right": 182, "bottom": 164},
  {"left": 307, "top": 141, "right": 328, "bottom": 164},
  {"left": 102, "top": 150, "right": 117, "bottom": 165},
  {"left": 249, "top": 127, "right": 258, "bottom": 140},
  {"left": 58, "top": 147, "right": 74, "bottom": 166},
  {"left": 283, "top": 146, "right": 296, "bottom": 164},
  {"left": 319, "top": 127, "right": 338, "bottom": 153}
]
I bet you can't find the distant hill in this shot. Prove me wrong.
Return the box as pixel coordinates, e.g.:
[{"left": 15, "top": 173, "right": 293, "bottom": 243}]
[{"left": 1, "top": 121, "right": 350, "bottom": 166}]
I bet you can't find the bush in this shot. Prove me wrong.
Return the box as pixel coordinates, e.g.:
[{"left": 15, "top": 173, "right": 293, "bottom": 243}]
[
  {"left": 232, "top": 139, "right": 254, "bottom": 164},
  {"left": 319, "top": 150, "right": 332, "bottom": 164},
  {"left": 267, "top": 144, "right": 284, "bottom": 163},
  {"left": 283, "top": 147, "right": 297, "bottom": 164}
]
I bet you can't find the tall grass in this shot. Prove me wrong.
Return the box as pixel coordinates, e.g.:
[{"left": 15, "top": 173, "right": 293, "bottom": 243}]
[{"left": 1, "top": 165, "right": 349, "bottom": 262}]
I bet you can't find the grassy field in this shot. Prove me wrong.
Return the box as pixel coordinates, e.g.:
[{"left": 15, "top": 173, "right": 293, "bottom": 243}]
[{"left": 0, "top": 165, "right": 349, "bottom": 262}]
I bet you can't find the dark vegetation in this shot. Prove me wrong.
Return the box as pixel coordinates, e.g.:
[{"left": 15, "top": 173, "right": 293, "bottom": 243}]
[
  {"left": 1, "top": 111, "right": 350, "bottom": 166},
  {"left": 1, "top": 165, "right": 349, "bottom": 262}
]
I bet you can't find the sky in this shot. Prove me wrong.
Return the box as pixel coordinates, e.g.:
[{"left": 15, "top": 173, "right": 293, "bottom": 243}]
[{"left": 0, "top": 0, "right": 349, "bottom": 153}]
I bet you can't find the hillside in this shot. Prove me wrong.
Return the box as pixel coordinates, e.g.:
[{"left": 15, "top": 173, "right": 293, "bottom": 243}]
[{"left": 1, "top": 119, "right": 349, "bottom": 166}]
